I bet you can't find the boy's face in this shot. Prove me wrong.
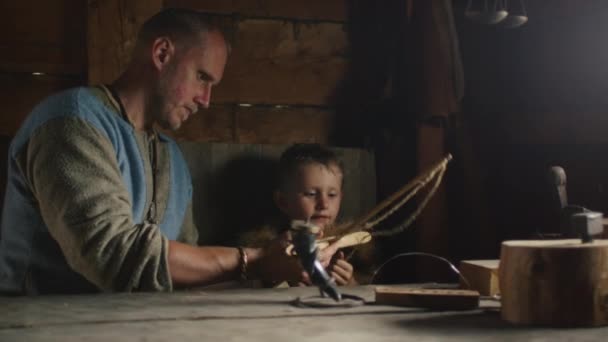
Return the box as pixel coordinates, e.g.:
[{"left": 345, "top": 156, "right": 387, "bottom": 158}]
[{"left": 276, "top": 163, "right": 343, "bottom": 232}]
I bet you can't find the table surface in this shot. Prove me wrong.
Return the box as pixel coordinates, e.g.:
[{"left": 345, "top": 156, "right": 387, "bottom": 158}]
[{"left": 0, "top": 285, "right": 606, "bottom": 342}]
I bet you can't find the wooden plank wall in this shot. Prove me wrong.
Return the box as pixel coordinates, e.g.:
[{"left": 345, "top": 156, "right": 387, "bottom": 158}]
[
  {"left": 0, "top": 1, "right": 87, "bottom": 217},
  {"left": 87, "top": 0, "right": 349, "bottom": 144},
  {"left": 164, "top": 0, "right": 349, "bottom": 144},
  {"left": 0, "top": 0, "right": 87, "bottom": 136},
  {"left": 0, "top": 0, "right": 349, "bottom": 144}
]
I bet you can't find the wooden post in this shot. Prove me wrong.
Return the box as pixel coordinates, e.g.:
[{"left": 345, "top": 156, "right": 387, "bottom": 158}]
[
  {"left": 87, "top": 0, "right": 162, "bottom": 84},
  {"left": 500, "top": 239, "right": 608, "bottom": 327},
  {"left": 413, "top": 0, "right": 463, "bottom": 282}
]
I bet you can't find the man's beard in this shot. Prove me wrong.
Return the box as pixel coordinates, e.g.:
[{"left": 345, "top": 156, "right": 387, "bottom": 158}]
[
  {"left": 149, "top": 68, "right": 176, "bottom": 130},
  {"left": 146, "top": 91, "right": 171, "bottom": 130}
]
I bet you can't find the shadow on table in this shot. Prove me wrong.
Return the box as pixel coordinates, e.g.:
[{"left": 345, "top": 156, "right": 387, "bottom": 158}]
[{"left": 390, "top": 310, "right": 545, "bottom": 335}]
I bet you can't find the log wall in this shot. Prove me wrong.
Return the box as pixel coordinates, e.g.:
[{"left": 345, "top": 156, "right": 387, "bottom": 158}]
[
  {"left": 0, "top": 1, "right": 86, "bottom": 136},
  {"left": 165, "top": 1, "right": 349, "bottom": 144},
  {"left": 0, "top": 0, "right": 350, "bottom": 238},
  {"left": 87, "top": 0, "right": 349, "bottom": 144},
  {"left": 0, "top": 0, "right": 348, "bottom": 144}
]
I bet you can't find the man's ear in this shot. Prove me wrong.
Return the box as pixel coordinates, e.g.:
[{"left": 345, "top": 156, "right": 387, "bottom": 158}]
[{"left": 151, "top": 37, "right": 175, "bottom": 70}]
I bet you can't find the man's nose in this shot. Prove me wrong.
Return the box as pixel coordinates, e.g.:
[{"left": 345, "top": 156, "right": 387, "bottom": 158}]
[{"left": 194, "top": 84, "right": 212, "bottom": 109}]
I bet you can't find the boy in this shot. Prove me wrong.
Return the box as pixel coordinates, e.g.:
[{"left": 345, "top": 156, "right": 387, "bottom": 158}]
[{"left": 241, "top": 143, "right": 357, "bottom": 285}]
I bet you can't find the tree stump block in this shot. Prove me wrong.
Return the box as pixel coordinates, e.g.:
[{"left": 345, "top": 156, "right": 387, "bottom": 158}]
[{"left": 499, "top": 239, "right": 608, "bottom": 327}]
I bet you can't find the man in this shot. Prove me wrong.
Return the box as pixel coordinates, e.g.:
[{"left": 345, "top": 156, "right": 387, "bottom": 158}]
[{"left": 0, "top": 8, "right": 330, "bottom": 294}]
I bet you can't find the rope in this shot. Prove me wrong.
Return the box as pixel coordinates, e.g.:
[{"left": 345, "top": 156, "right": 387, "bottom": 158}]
[
  {"left": 363, "top": 183, "right": 423, "bottom": 230},
  {"left": 371, "top": 164, "right": 446, "bottom": 237},
  {"left": 342, "top": 154, "right": 452, "bottom": 238},
  {"left": 323, "top": 155, "right": 452, "bottom": 264}
]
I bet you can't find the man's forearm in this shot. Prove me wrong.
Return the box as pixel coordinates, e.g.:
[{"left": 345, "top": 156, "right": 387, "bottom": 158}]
[{"left": 167, "top": 241, "right": 261, "bottom": 287}]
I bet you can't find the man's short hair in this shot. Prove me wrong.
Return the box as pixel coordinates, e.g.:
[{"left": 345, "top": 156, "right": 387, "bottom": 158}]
[
  {"left": 138, "top": 8, "right": 230, "bottom": 49},
  {"left": 277, "top": 143, "right": 344, "bottom": 190}
]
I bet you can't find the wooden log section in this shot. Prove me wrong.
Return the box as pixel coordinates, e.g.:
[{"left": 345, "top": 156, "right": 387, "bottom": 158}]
[{"left": 499, "top": 239, "right": 608, "bottom": 327}]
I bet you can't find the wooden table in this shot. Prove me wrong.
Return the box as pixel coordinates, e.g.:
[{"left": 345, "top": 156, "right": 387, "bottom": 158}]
[{"left": 1, "top": 285, "right": 606, "bottom": 341}]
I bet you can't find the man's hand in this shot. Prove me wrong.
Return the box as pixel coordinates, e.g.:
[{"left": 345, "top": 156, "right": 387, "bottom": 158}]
[
  {"left": 250, "top": 237, "right": 305, "bottom": 285},
  {"left": 263, "top": 230, "right": 348, "bottom": 287},
  {"left": 328, "top": 251, "right": 356, "bottom": 285}
]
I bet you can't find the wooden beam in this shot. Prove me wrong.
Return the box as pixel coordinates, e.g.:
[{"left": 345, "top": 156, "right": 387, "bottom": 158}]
[
  {"left": 87, "top": 0, "right": 163, "bottom": 84},
  {"left": 163, "top": 104, "right": 333, "bottom": 144},
  {"left": 164, "top": 0, "right": 348, "bottom": 22},
  {"left": 165, "top": 105, "right": 236, "bottom": 142},
  {"left": 235, "top": 105, "right": 332, "bottom": 144}
]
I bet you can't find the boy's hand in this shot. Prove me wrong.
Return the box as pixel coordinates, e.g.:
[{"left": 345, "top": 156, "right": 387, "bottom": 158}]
[
  {"left": 328, "top": 251, "right": 356, "bottom": 286},
  {"left": 317, "top": 239, "right": 340, "bottom": 267}
]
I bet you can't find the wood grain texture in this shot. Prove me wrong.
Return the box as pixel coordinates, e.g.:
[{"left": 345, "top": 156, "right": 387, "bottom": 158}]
[
  {"left": 87, "top": 0, "right": 163, "bottom": 84},
  {"left": 500, "top": 239, "right": 608, "bottom": 327},
  {"left": 164, "top": 0, "right": 348, "bottom": 21},
  {"left": 162, "top": 105, "right": 334, "bottom": 144},
  {"left": 0, "top": 0, "right": 86, "bottom": 75},
  {"left": 415, "top": 124, "right": 450, "bottom": 281},
  {"left": 235, "top": 105, "right": 333, "bottom": 144},
  {"left": 213, "top": 19, "right": 348, "bottom": 105},
  {"left": 375, "top": 286, "right": 480, "bottom": 310},
  {"left": 87, "top": 8, "right": 347, "bottom": 105},
  {"left": 163, "top": 105, "right": 236, "bottom": 142},
  {"left": 0, "top": 74, "right": 82, "bottom": 136},
  {"left": 1, "top": 286, "right": 607, "bottom": 341},
  {"left": 459, "top": 260, "right": 500, "bottom": 296}
]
